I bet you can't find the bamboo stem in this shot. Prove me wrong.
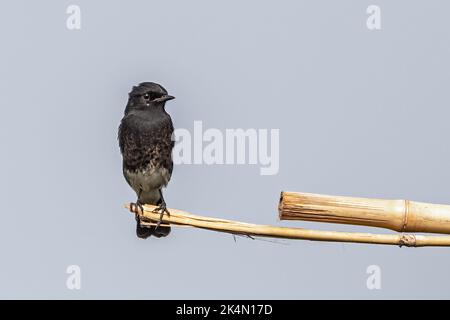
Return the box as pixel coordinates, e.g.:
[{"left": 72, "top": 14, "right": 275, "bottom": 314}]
[
  {"left": 279, "top": 191, "right": 450, "bottom": 234},
  {"left": 125, "top": 203, "right": 450, "bottom": 247}
]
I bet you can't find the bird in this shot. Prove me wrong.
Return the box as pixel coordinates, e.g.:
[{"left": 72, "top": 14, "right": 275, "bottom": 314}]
[{"left": 118, "top": 82, "right": 175, "bottom": 239}]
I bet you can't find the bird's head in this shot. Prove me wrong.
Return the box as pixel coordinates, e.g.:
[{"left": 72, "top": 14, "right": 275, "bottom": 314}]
[{"left": 125, "top": 82, "right": 175, "bottom": 114}]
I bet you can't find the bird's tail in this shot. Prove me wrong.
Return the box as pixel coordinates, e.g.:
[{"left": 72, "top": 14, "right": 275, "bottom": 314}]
[{"left": 136, "top": 221, "right": 171, "bottom": 239}]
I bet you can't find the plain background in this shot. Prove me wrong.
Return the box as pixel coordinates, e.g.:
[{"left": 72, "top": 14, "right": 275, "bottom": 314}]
[{"left": 1, "top": 0, "right": 450, "bottom": 299}]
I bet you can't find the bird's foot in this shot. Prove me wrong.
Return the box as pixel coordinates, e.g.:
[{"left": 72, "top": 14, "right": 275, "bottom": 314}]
[
  {"left": 152, "top": 203, "right": 170, "bottom": 230},
  {"left": 130, "top": 201, "right": 145, "bottom": 222}
]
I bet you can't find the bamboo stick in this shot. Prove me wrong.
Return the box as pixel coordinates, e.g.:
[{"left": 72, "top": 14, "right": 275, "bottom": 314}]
[
  {"left": 279, "top": 191, "right": 450, "bottom": 234},
  {"left": 125, "top": 203, "right": 450, "bottom": 247}
]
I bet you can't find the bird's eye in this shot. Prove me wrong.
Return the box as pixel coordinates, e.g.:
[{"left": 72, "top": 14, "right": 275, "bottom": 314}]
[{"left": 143, "top": 94, "right": 150, "bottom": 100}]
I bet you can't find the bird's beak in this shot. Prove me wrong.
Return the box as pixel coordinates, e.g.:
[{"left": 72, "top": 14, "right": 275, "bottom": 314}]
[{"left": 156, "top": 95, "right": 175, "bottom": 103}]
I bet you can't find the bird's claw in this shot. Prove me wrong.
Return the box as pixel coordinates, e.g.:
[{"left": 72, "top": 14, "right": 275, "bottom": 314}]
[
  {"left": 152, "top": 204, "right": 170, "bottom": 230},
  {"left": 130, "top": 202, "right": 144, "bottom": 222}
]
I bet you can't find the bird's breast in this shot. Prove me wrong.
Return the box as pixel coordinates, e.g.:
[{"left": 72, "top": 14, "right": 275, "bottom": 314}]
[{"left": 124, "top": 165, "right": 171, "bottom": 193}]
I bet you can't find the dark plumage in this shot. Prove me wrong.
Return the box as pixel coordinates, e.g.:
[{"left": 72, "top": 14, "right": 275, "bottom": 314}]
[{"left": 118, "top": 82, "right": 175, "bottom": 238}]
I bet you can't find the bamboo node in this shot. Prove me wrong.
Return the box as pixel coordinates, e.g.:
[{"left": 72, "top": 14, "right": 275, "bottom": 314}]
[
  {"left": 399, "top": 234, "right": 416, "bottom": 247},
  {"left": 402, "top": 200, "right": 410, "bottom": 232}
]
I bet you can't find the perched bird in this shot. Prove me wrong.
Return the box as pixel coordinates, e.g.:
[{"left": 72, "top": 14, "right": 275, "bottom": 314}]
[{"left": 118, "top": 82, "right": 175, "bottom": 239}]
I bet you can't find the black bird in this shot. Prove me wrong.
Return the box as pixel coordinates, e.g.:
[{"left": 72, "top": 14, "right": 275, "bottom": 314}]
[{"left": 118, "top": 82, "right": 175, "bottom": 238}]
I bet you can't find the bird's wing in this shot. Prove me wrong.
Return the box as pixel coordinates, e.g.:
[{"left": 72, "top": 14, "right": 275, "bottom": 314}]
[{"left": 119, "top": 113, "right": 174, "bottom": 180}]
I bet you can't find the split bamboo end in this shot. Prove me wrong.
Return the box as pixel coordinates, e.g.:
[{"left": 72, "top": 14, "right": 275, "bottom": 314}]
[{"left": 278, "top": 191, "right": 450, "bottom": 235}]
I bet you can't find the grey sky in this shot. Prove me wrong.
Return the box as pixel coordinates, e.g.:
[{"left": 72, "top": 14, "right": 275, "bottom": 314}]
[{"left": 0, "top": 0, "right": 449, "bottom": 299}]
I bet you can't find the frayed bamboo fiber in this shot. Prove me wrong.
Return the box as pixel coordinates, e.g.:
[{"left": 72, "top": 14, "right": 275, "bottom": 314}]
[
  {"left": 125, "top": 203, "right": 450, "bottom": 247},
  {"left": 279, "top": 191, "right": 450, "bottom": 234}
]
